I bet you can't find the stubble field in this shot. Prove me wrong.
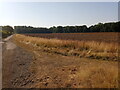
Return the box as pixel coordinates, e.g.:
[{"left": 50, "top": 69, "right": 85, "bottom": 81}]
[
  {"left": 17, "top": 32, "right": 119, "bottom": 61},
  {"left": 11, "top": 32, "right": 119, "bottom": 88},
  {"left": 25, "top": 32, "right": 118, "bottom": 43}
]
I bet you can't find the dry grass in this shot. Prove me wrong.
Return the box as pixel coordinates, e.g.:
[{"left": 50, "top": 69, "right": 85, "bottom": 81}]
[
  {"left": 26, "top": 52, "right": 118, "bottom": 88},
  {"left": 12, "top": 34, "right": 119, "bottom": 88},
  {"left": 13, "top": 34, "right": 118, "bottom": 61}
]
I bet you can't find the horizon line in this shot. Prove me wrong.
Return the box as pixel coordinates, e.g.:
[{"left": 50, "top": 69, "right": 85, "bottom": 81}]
[{"left": 1, "top": 21, "right": 118, "bottom": 28}]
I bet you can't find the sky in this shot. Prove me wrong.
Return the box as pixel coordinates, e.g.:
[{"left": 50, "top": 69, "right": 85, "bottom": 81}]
[{"left": 0, "top": 2, "right": 118, "bottom": 28}]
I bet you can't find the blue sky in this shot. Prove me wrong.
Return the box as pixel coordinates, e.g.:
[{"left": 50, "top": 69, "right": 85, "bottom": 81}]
[{"left": 0, "top": 2, "right": 118, "bottom": 28}]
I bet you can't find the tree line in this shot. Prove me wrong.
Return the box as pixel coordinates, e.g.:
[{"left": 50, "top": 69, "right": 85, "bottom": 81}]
[
  {"left": 1, "top": 21, "right": 119, "bottom": 38},
  {"left": 14, "top": 21, "right": 119, "bottom": 33},
  {"left": 14, "top": 26, "right": 51, "bottom": 33}
]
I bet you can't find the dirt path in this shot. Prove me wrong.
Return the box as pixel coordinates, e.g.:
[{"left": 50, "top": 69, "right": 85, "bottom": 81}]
[
  {"left": 2, "top": 36, "right": 118, "bottom": 88},
  {"left": 2, "top": 38, "right": 34, "bottom": 88}
]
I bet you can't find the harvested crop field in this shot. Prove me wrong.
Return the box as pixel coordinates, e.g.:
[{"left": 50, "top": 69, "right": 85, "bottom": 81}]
[
  {"left": 11, "top": 34, "right": 119, "bottom": 88},
  {"left": 14, "top": 33, "right": 119, "bottom": 61},
  {"left": 24, "top": 32, "right": 119, "bottom": 43}
]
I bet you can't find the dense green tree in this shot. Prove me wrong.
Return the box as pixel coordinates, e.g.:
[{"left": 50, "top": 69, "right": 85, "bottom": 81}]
[
  {"left": 2, "top": 26, "right": 14, "bottom": 38},
  {"left": 2, "top": 26, "right": 14, "bottom": 34},
  {"left": 14, "top": 21, "right": 119, "bottom": 34}
]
